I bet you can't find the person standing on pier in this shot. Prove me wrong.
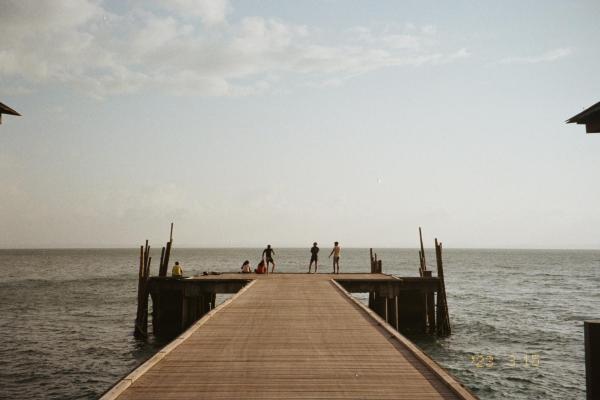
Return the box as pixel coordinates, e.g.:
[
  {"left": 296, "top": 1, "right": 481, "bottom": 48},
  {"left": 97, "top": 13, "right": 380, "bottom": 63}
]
[
  {"left": 262, "top": 244, "right": 276, "bottom": 273},
  {"left": 309, "top": 242, "right": 319, "bottom": 273},
  {"left": 329, "top": 242, "right": 341, "bottom": 274}
]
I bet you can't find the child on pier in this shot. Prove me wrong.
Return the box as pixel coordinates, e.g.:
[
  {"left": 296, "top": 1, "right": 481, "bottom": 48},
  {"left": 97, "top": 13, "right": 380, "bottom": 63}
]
[
  {"left": 241, "top": 260, "right": 252, "bottom": 273},
  {"left": 171, "top": 261, "right": 183, "bottom": 278}
]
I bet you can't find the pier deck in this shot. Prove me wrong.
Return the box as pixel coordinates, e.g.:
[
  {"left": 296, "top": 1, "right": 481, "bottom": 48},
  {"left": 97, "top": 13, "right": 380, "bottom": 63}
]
[{"left": 105, "top": 273, "right": 475, "bottom": 399}]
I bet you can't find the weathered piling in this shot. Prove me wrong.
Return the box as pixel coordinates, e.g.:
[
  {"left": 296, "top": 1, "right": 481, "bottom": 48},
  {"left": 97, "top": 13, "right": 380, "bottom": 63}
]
[
  {"left": 418, "top": 228, "right": 437, "bottom": 332},
  {"left": 369, "top": 291, "right": 387, "bottom": 320},
  {"left": 435, "top": 238, "right": 451, "bottom": 336},
  {"left": 159, "top": 247, "right": 165, "bottom": 274},
  {"left": 134, "top": 241, "right": 152, "bottom": 338},
  {"left": 419, "top": 226, "right": 427, "bottom": 276},
  {"left": 365, "top": 231, "right": 451, "bottom": 337},
  {"left": 585, "top": 320, "right": 600, "bottom": 400},
  {"left": 386, "top": 295, "right": 399, "bottom": 331},
  {"left": 423, "top": 270, "right": 437, "bottom": 333},
  {"left": 370, "top": 249, "right": 382, "bottom": 273},
  {"left": 159, "top": 223, "right": 174, "bottom": 277}
]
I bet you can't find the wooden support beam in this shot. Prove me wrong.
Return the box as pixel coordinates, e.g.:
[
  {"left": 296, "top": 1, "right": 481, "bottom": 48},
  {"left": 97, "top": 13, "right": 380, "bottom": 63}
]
[
  {"left": 386, "top": 295, "right": 398, "bottom": 331},
  {"left": 585, "top": 320, "right": 600, "bottom": 399},
  {"left": 162, "top": 241, "right": 172, "bottom": 277},
  {"left": 419, "top": 227, "right": 426, "bottom": 271},
  {"left": 424, "top": 270, "right": 436, "bottom": 333},
  {"left": 435, "top": 239, "right": 451, "bottom": 336},
  {"left": 159, "top": 247, "right": 165, "bottom": 276},
  {"left": 370, "top": 291, "right": 387, "bottom": 320},
  {"left": 397, "top": 290, "right": 427, "bottom": 334},
  {"left": 134, "top": 242, "right": 151, "bottom": 338},
  {"left": 336, "top": 277, "right": 440, "bottom": 295}
]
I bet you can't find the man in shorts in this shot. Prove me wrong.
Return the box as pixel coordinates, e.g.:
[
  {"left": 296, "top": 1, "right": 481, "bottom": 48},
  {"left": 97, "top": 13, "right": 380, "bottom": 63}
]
[
  {"left": 329, "top": 241, "right": 341, "bottom": 274},
  {"left": 309, "top": 242, "right": 319, "bottom": 273},
  {"left": 262, "top": 244, "right": 276, "bottom": 273}
]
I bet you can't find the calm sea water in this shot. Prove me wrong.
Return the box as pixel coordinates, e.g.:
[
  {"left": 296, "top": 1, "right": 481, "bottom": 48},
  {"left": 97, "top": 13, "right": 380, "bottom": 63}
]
[{"left": 0, "top": 248, "right": 598, "bottom": 399}]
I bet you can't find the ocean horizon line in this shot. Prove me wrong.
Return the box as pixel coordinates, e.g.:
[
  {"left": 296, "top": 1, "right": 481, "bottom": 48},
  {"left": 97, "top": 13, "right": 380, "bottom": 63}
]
[{"left": 0, "top": 246, "right": 598, "bottom": 251}]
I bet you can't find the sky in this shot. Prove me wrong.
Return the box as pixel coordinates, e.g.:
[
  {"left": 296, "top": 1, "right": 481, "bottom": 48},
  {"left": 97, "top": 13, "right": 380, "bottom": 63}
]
[{"left": 1, "top": 0, "right": 599, "bottom": 249}]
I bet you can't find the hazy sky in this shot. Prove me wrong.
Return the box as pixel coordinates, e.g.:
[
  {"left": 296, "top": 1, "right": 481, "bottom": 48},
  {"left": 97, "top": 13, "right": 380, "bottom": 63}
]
[{"left": 1, "top": 0, "right": 599, "bottom": 249}]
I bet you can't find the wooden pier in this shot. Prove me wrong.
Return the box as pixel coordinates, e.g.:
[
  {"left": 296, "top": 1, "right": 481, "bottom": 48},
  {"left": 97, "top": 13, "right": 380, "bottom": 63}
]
[{"left": 103, "top": 273, "right": 475, "bottom": 399}]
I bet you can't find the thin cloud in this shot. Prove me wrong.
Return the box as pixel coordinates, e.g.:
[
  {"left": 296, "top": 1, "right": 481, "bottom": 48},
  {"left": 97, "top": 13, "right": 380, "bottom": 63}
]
[
  {"left": 0, "top": 0, "right": 469, "bottom": 98},
  {"left": 498, "top": 47, "right": 572, "bottom": 65}
]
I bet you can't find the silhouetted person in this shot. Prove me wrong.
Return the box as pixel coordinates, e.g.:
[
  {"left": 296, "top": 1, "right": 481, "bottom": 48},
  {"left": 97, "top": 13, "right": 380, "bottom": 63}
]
[
  {"left": 262, "top": 244, "right": 276, "bottom": 273},
  {"left": 309, "top": 242, "right": 319, "bottom": 273},
  {"left": 329, "top": 242, "right": 341, "bottom": 274}
]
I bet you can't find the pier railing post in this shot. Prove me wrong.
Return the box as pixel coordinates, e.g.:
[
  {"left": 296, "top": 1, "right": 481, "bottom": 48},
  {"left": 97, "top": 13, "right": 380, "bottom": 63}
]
[{"left": 585, "top": 320, "right": 600, "bottom": 399}]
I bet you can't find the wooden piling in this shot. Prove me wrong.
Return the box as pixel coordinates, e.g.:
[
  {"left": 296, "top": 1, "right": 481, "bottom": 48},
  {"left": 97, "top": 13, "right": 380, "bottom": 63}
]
[
  {"left": 585, "top": 320, "right": 600, "bottom": 399},
  {"left": 435, "top": 239, "right": 451, "bottom": 336},
  {"left": 387, "top": 295, "right": 399, "bottom": 331},
  {"left": 159, "top": 223, "right": 174, "bottom": 277},
  {"left": 134, "top": 242, "right": 152, "bottom": 338},
  {"left": 419, "top": 227, "right": 427, "bottom": 274},
  {"left": 162, "top": 241, "right": 172, "bottom": 277},
  {"left": 159, "top": 247, "right": 165, "bottom": 275},
  {"left": 370, "top": 291, "right": 387, "bottom": 320},
  {"left": 423, "top": 270, "right": 436, "bottom": 333}
]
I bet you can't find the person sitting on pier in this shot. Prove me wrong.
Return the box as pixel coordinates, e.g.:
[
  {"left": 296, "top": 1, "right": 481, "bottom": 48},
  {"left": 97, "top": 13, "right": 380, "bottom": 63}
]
[
  {"left": 241, "top": 260, "right": 252, "bottom": 273},
  {"left": 171, "top": 261, "right": 183, "bottom": 278},
  {"left": 255, "top": 259, "right": 267, "bottom": 274},
  {"left": 309, "top": 242, "right": 319, "bottom": 273},
  {"left": 262, "top": 244, "right": 276, "bottom": 273},
  {"left": 329, "top": 242, "right": 341, "bottom": 274}
]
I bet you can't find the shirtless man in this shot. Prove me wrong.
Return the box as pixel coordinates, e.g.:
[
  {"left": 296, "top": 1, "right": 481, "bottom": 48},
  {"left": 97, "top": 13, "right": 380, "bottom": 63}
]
[
  {"left": 262, "top": 244, "right": 276, "bottom": 273},
  {"left": 309, "top": 242, "right": 319, "bottom": 273},
  {"left": 329, "top": 242, "right": 341, "bottom": 274}
]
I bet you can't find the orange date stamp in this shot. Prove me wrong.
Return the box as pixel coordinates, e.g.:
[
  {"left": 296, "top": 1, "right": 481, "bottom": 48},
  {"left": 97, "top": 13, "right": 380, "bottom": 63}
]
[{"left": 470, "top": 353, "right": 540, "bottom": 368}]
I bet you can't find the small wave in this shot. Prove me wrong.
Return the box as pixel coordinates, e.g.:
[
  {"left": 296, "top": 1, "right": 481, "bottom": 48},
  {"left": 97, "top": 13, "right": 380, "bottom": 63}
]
[{"left": 505, "top": 375, "right": 534, "bottom": 384}]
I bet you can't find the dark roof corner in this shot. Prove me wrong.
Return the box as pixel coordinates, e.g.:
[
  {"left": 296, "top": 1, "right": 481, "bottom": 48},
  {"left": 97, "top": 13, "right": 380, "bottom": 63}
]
[
  {"left": 567, "top": 101, "right": 600, "bottom": 133},
  {"left": 0, "top": 102, "right": 21, "bottom": 117}
]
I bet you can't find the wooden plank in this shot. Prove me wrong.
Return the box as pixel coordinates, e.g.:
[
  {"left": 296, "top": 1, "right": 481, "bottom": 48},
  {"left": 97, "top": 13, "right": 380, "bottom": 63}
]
[
  {"left": 332, "top": 280, "right": 477, "bottom": 400},
  {"left": 107, "top": 273, "right": 470, "bottom": 399},
  {"left": 585, "top": 320, "right": 600, "bottom": 399},
  {"left": 101, "top": 280, "right": 258, "bottom": 400}
]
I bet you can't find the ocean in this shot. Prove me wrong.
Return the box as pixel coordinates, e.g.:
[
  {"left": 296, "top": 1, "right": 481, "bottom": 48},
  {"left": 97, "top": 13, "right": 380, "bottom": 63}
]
[{"left": 0, "top": 248, "right": 598, "bottom": 399}]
